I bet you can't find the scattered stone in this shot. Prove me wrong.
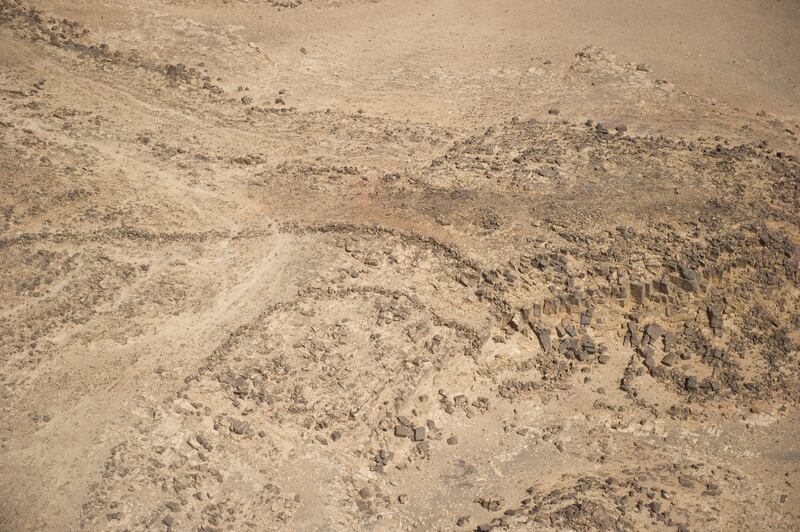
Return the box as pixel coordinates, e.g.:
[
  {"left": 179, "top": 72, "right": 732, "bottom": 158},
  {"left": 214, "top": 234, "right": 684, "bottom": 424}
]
[
  {"left": 627, "top": 321, "right": 640, "bottom": 347},
  {"left": 355, "top": 499, "right": 371, "bottom": 511},
  {"left": 229, "top": 418, "right": 249, "bottom": 435},
  {"left": 536, "top": 328, "right": 552, "bottom": 352},
  {"left": 645, "top": 323, "right": 663, "bottom": 343},
  {"left": 663, "top": 333, "right": 676, "bottom": 352},
  {"left": 397, "top": 415, "right": 413, "bottom": 427},
  {"left": 630, "top": 282, "right": 646, "bottom": 304},
  {"left": 476, "top": 496, "right": 504, "bottom": 511},
  {"left": 707, "top": 304, "right": 724, "bottom": 334}
]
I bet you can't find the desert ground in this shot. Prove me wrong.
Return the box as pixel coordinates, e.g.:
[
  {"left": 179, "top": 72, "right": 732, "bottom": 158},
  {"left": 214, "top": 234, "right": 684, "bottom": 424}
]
[{"left": 1, "top": 0, "right": 799, "bottom": 530}]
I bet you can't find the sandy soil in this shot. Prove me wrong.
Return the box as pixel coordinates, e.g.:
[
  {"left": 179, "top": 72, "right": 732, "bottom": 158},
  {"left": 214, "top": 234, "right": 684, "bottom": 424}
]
[{"left": 0, "top": 0, "right": 799, "bottom": 530}]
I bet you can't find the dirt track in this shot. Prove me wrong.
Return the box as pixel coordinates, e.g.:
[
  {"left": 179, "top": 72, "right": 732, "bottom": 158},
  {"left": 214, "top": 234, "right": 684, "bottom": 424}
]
[{"left": 1, "top": 0, "right": 799, "bottom": 530}]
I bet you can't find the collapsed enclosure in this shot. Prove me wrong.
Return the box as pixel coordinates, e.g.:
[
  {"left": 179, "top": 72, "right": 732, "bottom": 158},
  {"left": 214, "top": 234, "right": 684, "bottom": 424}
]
[{"left": 0, "top": 0, "right": 799, "bottom": 530}]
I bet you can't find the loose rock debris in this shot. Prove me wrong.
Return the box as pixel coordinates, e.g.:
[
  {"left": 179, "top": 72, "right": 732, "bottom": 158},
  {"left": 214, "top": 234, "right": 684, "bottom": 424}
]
[{"left": 0, "top": 0, "right": 799, "bottom": 530}]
